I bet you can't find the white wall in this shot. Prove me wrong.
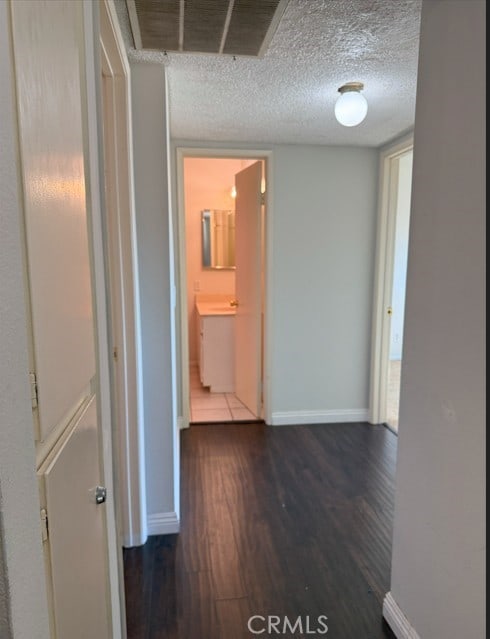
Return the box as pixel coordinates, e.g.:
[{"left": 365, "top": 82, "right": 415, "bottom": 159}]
[
  {"left": 172, "top": 141, "right": 379, "bottom": 424},
  {"left": 389, "top": 151, "right": 412, "bottom": 360},
  {"left": 0, "top": 2, "right": 50, "bottom": 635},
  {"left": 131, "top": 61, "right": 179, "bottom": 532},
  {"left": 270, "top": 145, "right": 378, "bottom": 423},
  {"left": 386, "top": 2, "right": 486, "bottom": 638}
]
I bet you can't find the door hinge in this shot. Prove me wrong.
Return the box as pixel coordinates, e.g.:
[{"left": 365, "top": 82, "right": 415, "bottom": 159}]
[
  {"left": 113, "top": 346, "right": 118, "bottom": 361},
  {"left": 40, "top": 508, "right": 49, "bottom": 542},
  {"left": 260, "top": 192, "right": 266, "bottom": 206},
  {"left": 29, "top": 371, "right": 38, "bottom": 409}
]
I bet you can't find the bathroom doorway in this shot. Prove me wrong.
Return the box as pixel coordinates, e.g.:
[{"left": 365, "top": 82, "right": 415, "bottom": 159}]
[
  {"left": 370, "top": 136, "right": 413, "bottom": 433},
  {"left": 176, "top": 149, "right": 271, "bottom": 427}
]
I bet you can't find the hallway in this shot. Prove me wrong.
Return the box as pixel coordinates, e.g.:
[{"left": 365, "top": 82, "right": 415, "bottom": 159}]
[{"left": 123, "top": 422, "right": 397, "bottom": 638}]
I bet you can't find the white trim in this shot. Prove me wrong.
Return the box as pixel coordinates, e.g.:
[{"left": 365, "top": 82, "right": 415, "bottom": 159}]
[
  {"left": 262, "top": 152, "right": 274, "bottom": 426},
  {"left": 121, "top": 530, "right": 144, "bottom": 547},
  {"left": 147, "top": 512, "right": 180, "bottom": 536},
  {"left": 175, "top": 146, "right": 191, "bottom": 430},
  {"left": 271, "top": 409, "right": 369, "bottom": 426},
  {"left": 82, "top": 2, "right": 125, "bottom": 636},
  {"left": 369, "top": 133, "right": 413, "bottom": 424},
  {"left": 174, "top": 146, "right": 274, "bottom": 428},
  {"left": 163, "top": 72, "right": 181, "bottom": 526},
  {"left": 99, "top": 0, "right": 147, "bottom": 549},
  {"left": 383, "top": 592, "right": 421, "bottom": 639}
]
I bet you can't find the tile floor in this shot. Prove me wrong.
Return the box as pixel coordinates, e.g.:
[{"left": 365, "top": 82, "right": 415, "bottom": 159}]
[
  {"left": 386, "top": 359, "right": 401, "bottom": 431},
  {"left": 189, "top": 364, "right": 258, "bottom": 423}
]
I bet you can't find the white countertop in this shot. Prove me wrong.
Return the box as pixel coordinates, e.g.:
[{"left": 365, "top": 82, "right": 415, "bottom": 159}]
[{"left": 195, "top": 300, "right": 236, "bottom": 316}]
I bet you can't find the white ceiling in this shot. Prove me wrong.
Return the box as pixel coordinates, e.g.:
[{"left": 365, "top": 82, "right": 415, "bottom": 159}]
[{"left": 115, "top": 0, "right": 422, "bottom": 147}]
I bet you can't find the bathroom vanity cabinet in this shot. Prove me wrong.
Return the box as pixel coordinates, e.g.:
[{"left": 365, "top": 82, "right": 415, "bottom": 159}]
[{"left": 197, "top": 310, "right": 235, "bottom": 393}]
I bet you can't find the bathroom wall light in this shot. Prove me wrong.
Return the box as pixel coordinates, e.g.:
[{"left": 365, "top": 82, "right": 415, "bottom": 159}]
[{"left": 334, "top": 82, "right": 368, "bottom": 127}]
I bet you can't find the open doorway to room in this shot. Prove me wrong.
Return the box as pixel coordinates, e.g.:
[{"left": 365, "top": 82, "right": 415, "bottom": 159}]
[
  {"left": 370, "top": 137, "right": 413, "bottom": 433},
  {"left": 177, "top": 151, "right": 269, "bottom": 426},
  {"left": 385, "top": 150, "right": 413, "bottom": 431}
]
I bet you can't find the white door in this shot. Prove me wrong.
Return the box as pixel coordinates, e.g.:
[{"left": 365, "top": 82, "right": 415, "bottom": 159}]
[
  {"left": 38, "top": 397, "right": 110, "bottom": 639},
  {"left": 234, "top": 161, "right": 263, "bottom": 417},
  {"left": 10, "top": 0, "right": 96, "bottom": 443},
  {"left": 10, "top": 1, "right": 113, "bottom": 636}
]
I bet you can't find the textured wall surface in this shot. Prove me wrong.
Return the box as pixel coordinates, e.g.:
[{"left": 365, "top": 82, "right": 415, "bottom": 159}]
[
  {"left": 115, "top": 0, "right": 421, "bottom": 146},
  {"left": 389, "top": 1, "right": 486, "bottom": 637},
  {"left": 270, "top": 144, "right": 378, "bottom": 416},
  {"left": 131, "top": 61, "right": 179, "bottom": 519}
]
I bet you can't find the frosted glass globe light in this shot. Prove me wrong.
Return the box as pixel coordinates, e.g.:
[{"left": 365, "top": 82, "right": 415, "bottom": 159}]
[{"left": 335, "top": 82, "right": 368, "bottom": 127}]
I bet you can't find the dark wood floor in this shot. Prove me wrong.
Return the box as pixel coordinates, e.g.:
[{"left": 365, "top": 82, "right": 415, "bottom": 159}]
[{"left": 124, "top": 422, "right": 397, "bottom": 639}]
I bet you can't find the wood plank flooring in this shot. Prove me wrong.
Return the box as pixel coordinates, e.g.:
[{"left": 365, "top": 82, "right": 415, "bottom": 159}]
[{"left": 124, "top": 422, "right": 397, "bottom": 638}]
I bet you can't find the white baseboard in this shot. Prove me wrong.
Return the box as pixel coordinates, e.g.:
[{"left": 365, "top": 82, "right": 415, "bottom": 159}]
[
  {"left": 270, "top": 409, "right": 369, "bottom": 426},
  {"left": 147, "top": 511, "right": 180, "bottom": 535},
  {"left": 383, "top": 592, "right": 421, "bottom": 639},
  {"left": 122, "top": 531, "right": 148, "bottom": 548},
  {"left": 178, "top": 415, "right": 191, "bottom": 430}
]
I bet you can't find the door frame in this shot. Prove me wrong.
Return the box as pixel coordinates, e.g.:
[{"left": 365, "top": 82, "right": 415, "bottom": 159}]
[
  {"left": 83, "top": 1, "right": 130, "bottom": 636},
  {"left": 369, "top": 133, "right": 413, "bottom": 424},
  {"left": 175, "top": 147, "right": 274, "bottom": 428},
  {"left": 98, "top": 0, "right": 147, "bottom": 549}
]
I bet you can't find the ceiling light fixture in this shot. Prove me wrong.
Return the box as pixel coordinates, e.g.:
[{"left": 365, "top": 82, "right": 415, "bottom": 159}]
[{"left": 334, "top": 82, "right": 368, "bottom": 127}]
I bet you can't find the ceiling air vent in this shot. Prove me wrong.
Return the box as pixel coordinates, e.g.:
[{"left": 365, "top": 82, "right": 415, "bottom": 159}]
[{"left": 126, "top": 0, "right": 290, "bottom": 57}]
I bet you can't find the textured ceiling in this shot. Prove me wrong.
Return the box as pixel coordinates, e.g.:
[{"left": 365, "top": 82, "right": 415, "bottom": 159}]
[{"left": 115, "top": 0, "right": 422, "bottom": 147}]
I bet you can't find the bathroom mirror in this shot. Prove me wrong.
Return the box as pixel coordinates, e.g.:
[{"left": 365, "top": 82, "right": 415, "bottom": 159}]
[{"left": 201, "top": 209, "right": 236, "bottom": 269}]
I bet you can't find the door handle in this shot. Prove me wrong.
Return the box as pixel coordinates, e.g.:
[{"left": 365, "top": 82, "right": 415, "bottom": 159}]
[
  {"left": 95, "top": 486, "right": 107, "bottom": 505},
  {"left": 230, "top": 299, "right": 239, "bottom": 307}
]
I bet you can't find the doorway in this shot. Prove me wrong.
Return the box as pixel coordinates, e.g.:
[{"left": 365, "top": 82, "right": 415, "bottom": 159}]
[
  {"left": 99, "top": 0, "right": 147, "bottom": 549},
  {"left": 370, "top": 136, "right": 414, "bottom": 432},
  {"left": 385, "top": 150, "right": 412, "bottom": 430},
  {"left": 176, "top": 149, "right": 272, "bottom": 428}
]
